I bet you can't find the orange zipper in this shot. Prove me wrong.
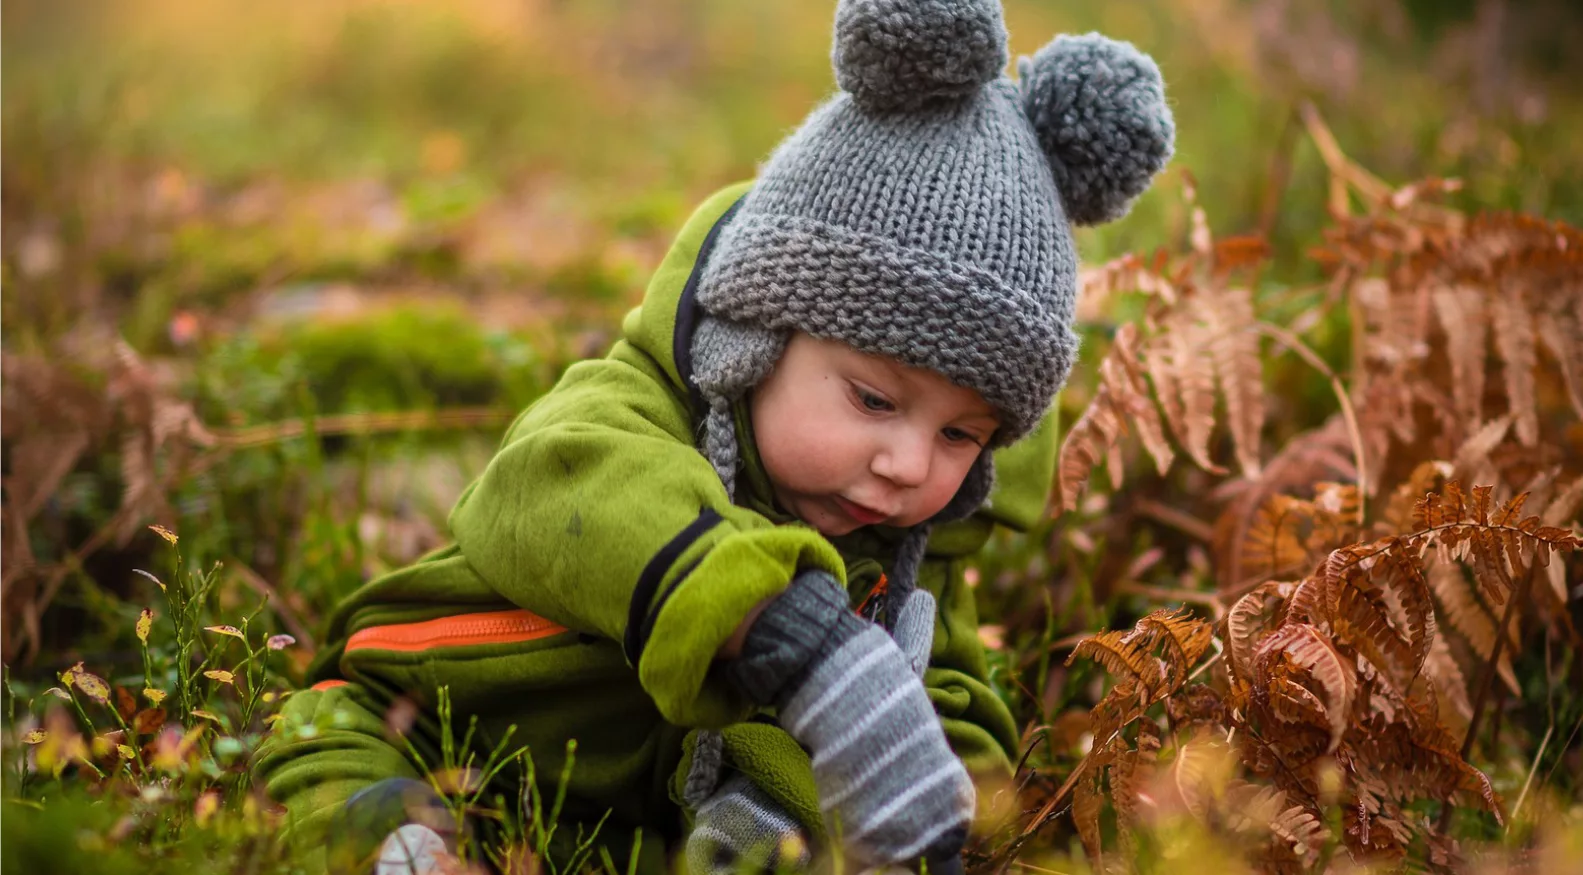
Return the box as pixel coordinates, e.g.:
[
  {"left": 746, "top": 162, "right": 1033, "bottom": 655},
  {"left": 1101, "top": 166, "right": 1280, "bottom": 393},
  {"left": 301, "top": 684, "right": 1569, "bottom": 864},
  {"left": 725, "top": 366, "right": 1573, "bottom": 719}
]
[
  {"left": 855, "top": 573, "right": 889, "bottom": 617},
  {"left": 344, "top": 609, "right": 569, "bottom": 654}
]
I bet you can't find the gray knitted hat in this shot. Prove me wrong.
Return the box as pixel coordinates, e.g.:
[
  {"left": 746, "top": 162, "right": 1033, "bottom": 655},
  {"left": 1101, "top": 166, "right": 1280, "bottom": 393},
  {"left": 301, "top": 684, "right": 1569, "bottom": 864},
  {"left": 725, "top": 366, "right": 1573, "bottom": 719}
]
[{"left": 689, "top": 0, "right": 1174, "bottom": 612}]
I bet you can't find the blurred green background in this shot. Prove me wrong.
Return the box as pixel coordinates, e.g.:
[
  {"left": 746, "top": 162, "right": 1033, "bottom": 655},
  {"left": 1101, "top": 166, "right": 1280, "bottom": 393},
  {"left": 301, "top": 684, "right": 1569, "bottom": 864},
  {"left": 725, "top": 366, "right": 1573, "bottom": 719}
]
[{"left": 3, "top": 0, "right": 1582, "bottom": 669}]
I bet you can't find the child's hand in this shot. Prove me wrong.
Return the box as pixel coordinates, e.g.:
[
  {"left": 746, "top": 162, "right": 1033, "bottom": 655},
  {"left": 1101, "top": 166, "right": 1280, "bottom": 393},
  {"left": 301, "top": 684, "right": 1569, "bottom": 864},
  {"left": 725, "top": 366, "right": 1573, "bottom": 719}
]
[
  {"left": 376, "top": 823, "right": 466, "bottom": 875},
  {"left": 333, "top": 777, "right": 471, "bottom": 875},
  {"left": 723, "top": 572, "right": 973, "bottom": 869},
  {"left": 687, "top": 773, "right": 812, "bottom": 875}
]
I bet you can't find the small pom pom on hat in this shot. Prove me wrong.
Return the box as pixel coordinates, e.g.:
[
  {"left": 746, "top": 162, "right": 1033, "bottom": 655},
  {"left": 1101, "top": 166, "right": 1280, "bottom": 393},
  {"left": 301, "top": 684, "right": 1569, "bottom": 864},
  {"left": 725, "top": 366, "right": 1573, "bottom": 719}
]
[
  {"left": 1018, "top": 33, "right": 1175, "bottom": 226},
  {"left": 832, "top": 0, "right": 1008, "bottom": 112}
]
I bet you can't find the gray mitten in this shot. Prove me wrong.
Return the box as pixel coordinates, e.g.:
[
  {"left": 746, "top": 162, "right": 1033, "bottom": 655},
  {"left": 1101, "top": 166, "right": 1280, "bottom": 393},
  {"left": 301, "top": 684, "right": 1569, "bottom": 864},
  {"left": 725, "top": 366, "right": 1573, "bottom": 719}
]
[
  {"left": 687, "top": 773, "right": 813, "bottom": 875},
  {"left": 724, "top": 572, "right": 972, "bottom": 870},
  {"left": 889, "top": 588, "right": 936, "bottom": 680}
]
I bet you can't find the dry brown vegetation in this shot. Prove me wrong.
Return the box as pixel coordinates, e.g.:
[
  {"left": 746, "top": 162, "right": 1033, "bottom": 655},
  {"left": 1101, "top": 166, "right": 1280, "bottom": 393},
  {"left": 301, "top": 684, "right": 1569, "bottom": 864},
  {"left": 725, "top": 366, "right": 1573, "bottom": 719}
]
[{"left": 965, "top": 109, "right": 1583, "bottom": 872}]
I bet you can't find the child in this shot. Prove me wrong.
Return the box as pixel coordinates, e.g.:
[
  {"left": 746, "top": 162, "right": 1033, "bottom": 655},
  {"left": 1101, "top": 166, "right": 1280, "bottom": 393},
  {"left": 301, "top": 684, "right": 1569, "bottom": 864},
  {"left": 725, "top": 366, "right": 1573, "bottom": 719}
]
[{"left": 256, "top": 1, "right": 1173, "bottom": 872}]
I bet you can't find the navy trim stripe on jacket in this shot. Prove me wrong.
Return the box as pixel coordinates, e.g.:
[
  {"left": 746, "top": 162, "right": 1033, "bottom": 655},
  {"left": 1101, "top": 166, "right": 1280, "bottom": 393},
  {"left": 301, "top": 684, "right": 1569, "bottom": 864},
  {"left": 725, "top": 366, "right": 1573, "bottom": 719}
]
[{"left": 624, "top": 508, "right": 725, "bottom": 666}]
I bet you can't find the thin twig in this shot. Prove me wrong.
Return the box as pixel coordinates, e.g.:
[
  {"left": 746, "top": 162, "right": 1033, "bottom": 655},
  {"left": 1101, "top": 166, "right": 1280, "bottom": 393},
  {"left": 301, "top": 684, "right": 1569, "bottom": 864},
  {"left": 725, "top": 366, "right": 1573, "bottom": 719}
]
[
  {"left": 1133, "top": 497, "right": 1215, "bottom": 542},
  {"left": 229, "top": 560, "right": 317, "bottom": 652},
  {"left": 1438, "top": 563, "right": 1535, "bottom": 832},
  {"left": 1508, "top": 722, "right": 1553, "bottom": 830},
  {"left": 211, "top": 407, "right": 514, "bottom": 450},
  {"left": 1253, "top": 321, "right": 1367, "bottom": 520}
]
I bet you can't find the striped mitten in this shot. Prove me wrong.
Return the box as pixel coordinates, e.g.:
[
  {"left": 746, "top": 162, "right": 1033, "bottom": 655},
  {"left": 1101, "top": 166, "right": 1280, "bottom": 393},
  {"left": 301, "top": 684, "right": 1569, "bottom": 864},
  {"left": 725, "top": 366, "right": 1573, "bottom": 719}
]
[
  {"left": 687, "top": 773, "right": 812, "bottom": 875},
  {"left": 724, "top": 572, "right": 973, "bottom": 870}
]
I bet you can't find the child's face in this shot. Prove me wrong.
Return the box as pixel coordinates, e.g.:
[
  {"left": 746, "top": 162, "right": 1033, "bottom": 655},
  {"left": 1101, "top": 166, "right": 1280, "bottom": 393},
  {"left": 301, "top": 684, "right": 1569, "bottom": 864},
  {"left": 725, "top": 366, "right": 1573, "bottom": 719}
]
[{"left": 749, "top": 333, "right": 999, "bottom": 538}]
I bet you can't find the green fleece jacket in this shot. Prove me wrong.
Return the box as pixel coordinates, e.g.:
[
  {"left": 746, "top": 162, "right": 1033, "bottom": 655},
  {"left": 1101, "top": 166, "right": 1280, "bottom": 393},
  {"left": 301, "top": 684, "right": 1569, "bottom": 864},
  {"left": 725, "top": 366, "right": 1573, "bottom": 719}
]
[{"left": 255, "top": 183, "right": 1057, "bottom": 872}]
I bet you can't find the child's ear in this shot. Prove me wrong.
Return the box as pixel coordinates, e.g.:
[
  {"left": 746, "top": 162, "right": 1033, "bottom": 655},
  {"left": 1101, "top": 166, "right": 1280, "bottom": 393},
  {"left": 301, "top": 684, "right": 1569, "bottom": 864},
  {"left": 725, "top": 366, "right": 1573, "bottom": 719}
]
[{"left": 1017, "top": 33, "right": 1176, "bottom": 226}]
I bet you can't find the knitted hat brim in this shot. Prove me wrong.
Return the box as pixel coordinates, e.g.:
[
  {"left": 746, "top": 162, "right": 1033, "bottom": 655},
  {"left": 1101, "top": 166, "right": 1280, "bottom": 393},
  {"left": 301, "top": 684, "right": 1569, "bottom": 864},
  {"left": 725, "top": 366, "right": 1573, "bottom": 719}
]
[{"left": 697, "top": 212, "right": 1077, "bottom": 443}]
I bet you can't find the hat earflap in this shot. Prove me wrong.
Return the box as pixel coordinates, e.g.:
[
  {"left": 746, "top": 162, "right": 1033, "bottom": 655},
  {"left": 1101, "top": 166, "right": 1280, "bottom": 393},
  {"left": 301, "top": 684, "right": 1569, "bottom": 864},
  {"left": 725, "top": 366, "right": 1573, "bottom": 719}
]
[
  {"left": 1018, "top": 33, "right": 1176, "bottom": 226},
  {"left": 691, "top": 316, "right": 789, "bottom": 498},
  {"left": 832, "top": 0, "right": 1008, "bottom": 113}
]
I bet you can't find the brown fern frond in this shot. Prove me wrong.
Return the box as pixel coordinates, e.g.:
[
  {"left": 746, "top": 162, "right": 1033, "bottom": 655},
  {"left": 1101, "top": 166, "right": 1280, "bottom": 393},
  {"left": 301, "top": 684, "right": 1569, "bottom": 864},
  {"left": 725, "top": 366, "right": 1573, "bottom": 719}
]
[
  {"left": 1146, "top": 302, "right": 1222, "bottom": 474},
  {"left": 1226, "top": 581, "right": 1294, "bottom": 683},
  {"left": 1254, "top": 623, "right": 1357, "bottom": 752},
  {"left": 1375, "top": 546, "right": 1437, "bottom": 683},
  {"left": 1422, "top": 629, "right": 1473, "bottom": 726},
  {"left": 1535, "top": 293, "right": 1583, "bottom": 420},
  {"left": 1427, "top": 558, "right": 1519, "bottom": 695},
  {"left": 1136, "top": 608, "right": 1215, "bottom": 686},
  {"left": 1489, "top": 285, "right": 1539, "bottom": 446},
  {"left": 1330, "top": 572, "right": 1418, "bottom": 691},
  {"left": 1241, "top": 495, "right": 1312, "bottom": 582},
  {"left": 1268, "top": 804, "right": 1329, "bottom": 861},
  {"left": 1386, "top": 465, "right": 1450, "bottom": 531},
  {"left": 1430, "top": 283, "right": 1488, "bottom": 432},
  {"left": 1204, "top": 284, "right": 1264, "bottom": 477},
  {"left": 1543, "top": 476, "right": 1583, "bottom": 528},
  {"left": 1067, "top": 629, "right": 1160, "bottom": 691},
  {"left": 1056, "top": 324, "right": 1172, "bottom": 511},
  {"left": 1072, "top": 759, "right": 1106, "bottom": 865},
  {"left": 1213, "top": 418, "right": 1357, "bottom": 590}
]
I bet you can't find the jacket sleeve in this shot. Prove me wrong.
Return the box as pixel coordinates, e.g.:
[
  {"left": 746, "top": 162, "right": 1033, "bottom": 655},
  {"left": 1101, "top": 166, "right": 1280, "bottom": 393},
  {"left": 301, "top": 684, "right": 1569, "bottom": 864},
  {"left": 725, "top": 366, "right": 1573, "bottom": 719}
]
[{"left": 448, "top": 343, "right": 845, "bottom": 730}]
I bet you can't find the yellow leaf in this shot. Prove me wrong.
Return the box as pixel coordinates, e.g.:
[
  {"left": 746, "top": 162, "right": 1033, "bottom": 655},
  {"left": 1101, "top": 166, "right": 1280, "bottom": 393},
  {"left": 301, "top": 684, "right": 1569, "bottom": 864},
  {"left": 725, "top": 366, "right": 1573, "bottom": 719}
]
[
  {"left": 23, "top": 730, "right": 46, "bottom": 744},
  {"left": 116, "top": 744, "right": 137, "bottom": 760},
  {"left": 59, "top": 662, "right": 81, "bottom": 688},
  {"left": 194, "top": 791, "right": 221, "bottom": 826},
  {"left": 204, "top": 625, "right": 245, "bottom": 641},
  {"left": 190, "top": 709, "right": 224, "bottom": 724},
  {"left": 144, "top": 688, "right": 168, "bottom": 706},
  {"left": 74, "top": 669, "right": 111, "bottom": 704},
  {"left": 203, "top": 670, "right": 235, "bottom": 685},
  {"left": 149, "top": 524, "right": 179, "bottom": 544},
  {"left": 136, "top": 609, "right": 154, "bottom": 644}
]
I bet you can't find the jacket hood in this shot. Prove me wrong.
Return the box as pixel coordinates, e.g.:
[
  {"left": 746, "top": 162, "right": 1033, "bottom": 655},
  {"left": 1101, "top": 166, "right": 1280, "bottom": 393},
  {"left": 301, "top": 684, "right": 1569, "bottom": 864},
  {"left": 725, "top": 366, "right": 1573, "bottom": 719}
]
[{"left": 620, "top": 182, "right": 753, "bottom": 418}]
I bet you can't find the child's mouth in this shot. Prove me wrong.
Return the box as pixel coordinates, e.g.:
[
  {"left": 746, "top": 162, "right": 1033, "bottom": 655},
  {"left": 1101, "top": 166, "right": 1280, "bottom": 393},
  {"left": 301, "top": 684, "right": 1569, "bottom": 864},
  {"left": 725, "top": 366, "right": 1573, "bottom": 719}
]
[{"left": 833, "top": 496, "right": 889, "bottom": 526}]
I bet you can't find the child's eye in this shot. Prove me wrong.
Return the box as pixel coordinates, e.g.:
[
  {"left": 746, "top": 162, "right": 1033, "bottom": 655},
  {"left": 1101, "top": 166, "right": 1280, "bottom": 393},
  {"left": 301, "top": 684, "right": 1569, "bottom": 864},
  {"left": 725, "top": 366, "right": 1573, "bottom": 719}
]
[
  {"left": 861, "top": 392, "right": 899, "bottom": 411},
  {"left": 942, "top": 427, "right": 983, "bottom": 446},
  {"left": 854, "top": 387, "right": 894, "bottom": 412}
]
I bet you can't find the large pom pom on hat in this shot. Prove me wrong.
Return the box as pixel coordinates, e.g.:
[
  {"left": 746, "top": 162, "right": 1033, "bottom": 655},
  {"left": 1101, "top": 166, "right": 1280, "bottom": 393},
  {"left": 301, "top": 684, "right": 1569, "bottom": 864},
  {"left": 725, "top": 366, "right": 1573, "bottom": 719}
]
[
  {"left": 832, "top": 0, "right": 1008, "bottom": 113},
  {"left": 1019, "top": 33, "right": 1175, "bottom": 226}
]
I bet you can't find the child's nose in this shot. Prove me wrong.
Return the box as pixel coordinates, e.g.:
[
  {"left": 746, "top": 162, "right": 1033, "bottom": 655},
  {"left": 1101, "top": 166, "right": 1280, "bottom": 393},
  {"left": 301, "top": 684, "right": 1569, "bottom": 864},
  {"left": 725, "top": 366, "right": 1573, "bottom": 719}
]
[{"left": 872, "top": 429, "right": 932, "bottom": 488}]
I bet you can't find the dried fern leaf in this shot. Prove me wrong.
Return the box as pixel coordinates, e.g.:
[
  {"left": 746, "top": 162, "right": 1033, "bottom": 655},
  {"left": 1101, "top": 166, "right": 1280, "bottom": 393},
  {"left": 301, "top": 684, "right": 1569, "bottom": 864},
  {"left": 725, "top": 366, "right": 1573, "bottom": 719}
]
[
  {"left": 1056, "top": 324, "right": 1172, "bottom": 511},
  {"left": 1535, "top": 294, "right": 1583, "bottom": 420},
  {"left": 1422, "top": 629, "right": 1473, "bottom": 725},
  {"left": 1149, "top": 301, "right": 1222, "bottom": 473},
  {"left": 1269, "top": 804, "right": 1328, "bottom": 859},
  {"left": 1072, "top": 766, "right": 1105, "bottom": 865},
  {"left": 1242, "top": 495, "right": 1311, "bottom": 581},
  {"left": 1204, "top": 285, "right": 1264, "bottom": 477},
  {"left": 1067, "top": 629, "right": 1159, "bottom": 690},
  {"left": 1227, "top": 581, "right": 1293, "bottom": 683},
  {"left": 1255, "top": 624, "right": 1356, "bottom": 752},
  {"left": 1431, "top": 283, "right": 1488, "bottom": 432},
  {"left": 1331, "top": 575, "right": 1418, "bottom": 691},
  {"left": 1543, "top": 477, "right": 1583, "bottom": 528},
  {"left": 1427, "top": 558, "right": 1519, "bottom": 695},
  {"left": 1489, "top": 285, "right": 1539, "bottom": 446},
  {"left": 1136, "top": 608, "right": 1214, "bottom": 686}
]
